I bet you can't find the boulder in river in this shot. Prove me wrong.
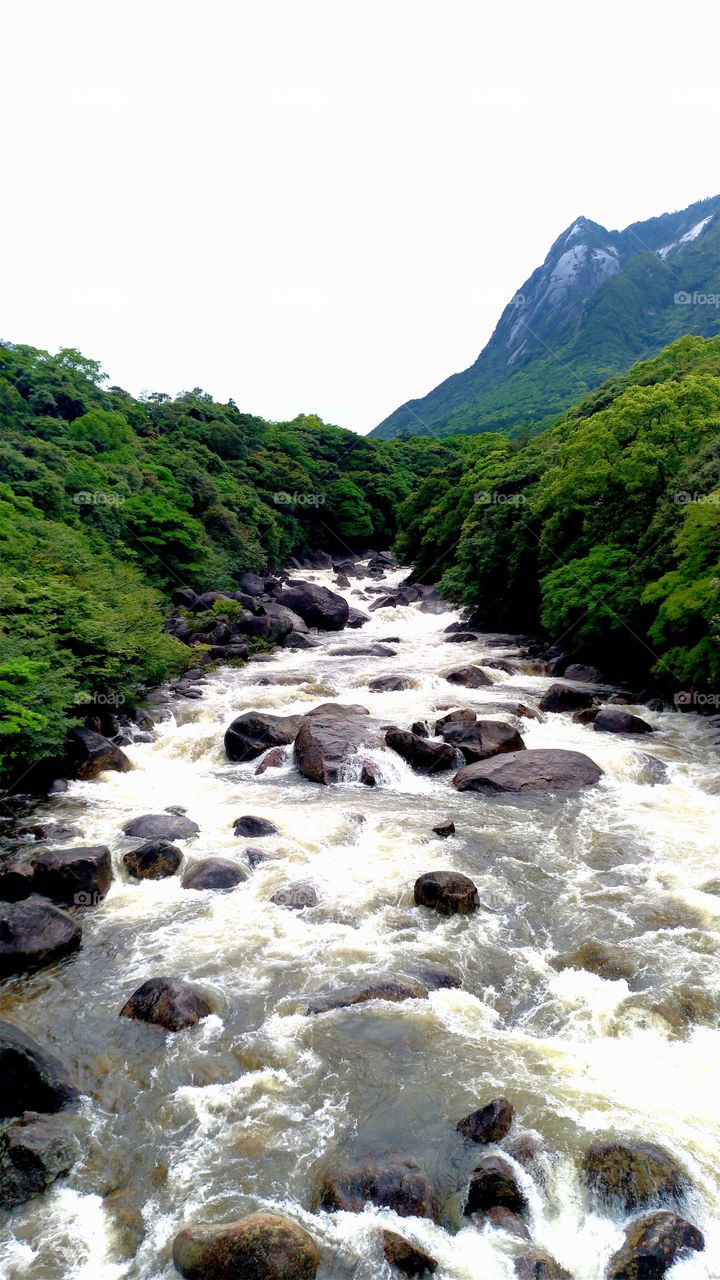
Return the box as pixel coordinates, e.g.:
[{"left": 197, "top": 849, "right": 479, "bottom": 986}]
[
  {"left": 477, "top": 1207, "right": 531, "bottom": 1239},
  {"left": 445, "top": 632, "right": 478, "bottom": 643},
  {"left": 306, "top": 976, "right": 428, "bottom": 1014},
  {"left": 123, "top": 841, "right": 183, "bottom": 880},
  {"left": 539, "top": 683, "right": 595, "bottom": 713},
  {"left": 434, "top": 708, "right": 477, "bottom": 733},
  {"left": 582, "top": 1139, "right": 688, "bottom": 1211},
  {"left": 122, "top": 813, "right": 200, "bottom": 840},
  {"left": 182, "top": 859, "right": 248, "bottom": 891},
  {"left": 382, "top": 1230, "right": 438, "bottom": 1275},
  {"left": 444, "top": 666, "right": 493, "bottom": 688},
  {"left": 551, "top": 941, "right": 636, "bottom": 983},
  {"left": 260, "top": 601, "right": 309, "bottom": 633},
  {"left": 607, "top": 1211, "right": 704, "bottom": 1280},
  {"left": 66, "top": 726, "right": 131, "bottom": 779},
  {"left": 457, "top": 1097, "right": 514, "bottom": 1144},
  {"left": 563, "top": 663, "right": 602, "bottom": 682},
  {"left": 120, "top": 977, "right": 212, "bottom": 1031},
  {"left": 385, "top": 727, "right": 461, "bottom": 773},
  {"left": 0, "top": 898, "right": 81, "bottom": 978},
  {"left": 255, "top": 747, "right": 287, "bottom": 774},
  {"left": 277, "top": 581, "right": 349, "bottom": 631},
  {"left": 441, "top": 719, "right": 525, "bottom": 763},
  {"left": 32, "top": 845, "right": 112, "bottom": 906},
  {"left": 368, "top": 675, "right": 414, "bottom": 692},
  {"left": 271, "top": 882, "right": 317, "bottom": 910},
  {"left": 347, "top": 607, "right": 371, "bottom": 628},
  {"left": 0, "top": 860, "right": 35, "bottom": 902},
  {"left": 414, "top": 871, "right": 479, "bottom": 916},
  {"left": 294, "top": 711, "right": 384, "bottom": 784},
  {"left": 173, "top": 1211, "right": 321, "bottom": 1280},
  {"left": 432, "top": 820, "right": 455, "bottom": 838},
  {"left": 0, "top": 1022, "right": 79, "bottom": 1118},
  {"left": 594, "top": 708, "right": 654, "bottom": 735},
  {"left": 572, "top": 707, "right": 599, "bottom": 725},
  {"left": 233, "top": 815, "right": 278, "bottom": 838},
  {"left": 464, "top": 1155, "right": 528, "bottom": 1217},
  {"left": 319, "top": 1153, "right": 435, "bottom": 1218},
  {"left": 514, "top": 1250, "right": 572, "bottom": 1280},
  {"left": 224, "top": 712, "right": 304, "bottom": 762},
  {"left": 453, "top": 749, "right": 603, "bottom": 793},
  {"left": 0, "top": 1111, "right": 78, "bottom": 1209}
]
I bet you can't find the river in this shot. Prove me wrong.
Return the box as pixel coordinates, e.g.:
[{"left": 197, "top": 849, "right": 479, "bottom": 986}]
[{"left": 1, "top": 564, "right": 719, "bottom": 1280}]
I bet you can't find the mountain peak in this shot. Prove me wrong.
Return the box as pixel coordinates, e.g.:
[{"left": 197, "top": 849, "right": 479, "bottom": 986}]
[{"left": 371, "top": 194, "right": 720, "bottom": 440}]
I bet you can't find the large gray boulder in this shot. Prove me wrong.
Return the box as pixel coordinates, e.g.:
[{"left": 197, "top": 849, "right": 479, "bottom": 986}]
[
  {"left": 122, "top": 812, "right": 199, "bottom": 840},
  {"left": 385, "top": 728, "right": 460, "bottom": 773},
  {"left": 173, "top": 1211, "right": 321, "bottom": 1280},
  {"left": 182, "top": 859, "right": 247, "bottom": 891},
  {"left": 123, "top": 841, "right": 182, "bottom": 880},
  {"left": 582, "top": 1139, "right": 689, "bottom": 1210},
  {"left": 0, "top": 1022, "right": 79, "bottom": 1118},
  {"left": 67, "top": 726, "right": 131, "bottom": 779},
  {"left": 444, "top": 666, "right": 493, "bottom": 688},
  {"left": 607, "top": 1211, "right": 704, "bottom": 1280},
  {"left": 453, "top": 749, "right": 603, "bottom": 793},
  {"left": 120, "top": 977, "right": 212, "bottom": 1031},
  {"left": 0, "top": 1111, "right": 78, "bottom": 1208},
  {"left": 540, "top": 683, "right": 595, "bottom": 713},
  {"left": 414, "top": 871, "right": 479, "bottom": 916},
  {"left": 32, "top": 845, "right": 112, "bottom": 906},
  {"left": 441, "top": 719, "right": 525, "bottom": 763},
  {"left": 0, "top": 898, "right": 81, "bottom": 978},
  {"left": 277, "top": 581, "right": 349, "bottom": 630},
  {"left": 594, "top": 707, "right": 654, "bottom": 735},
  {"left": 294, "top": 712, "right": 384, "bottom": 784},
  {"left": 224, "top": 712, "right": 304, "bottom": 762}
]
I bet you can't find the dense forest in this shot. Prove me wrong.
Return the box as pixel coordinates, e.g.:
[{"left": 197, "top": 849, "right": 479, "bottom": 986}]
[
  {"left": 0, "top": 342, "right": 455, "bottom": 783},
  {"left": 397, "top": 335, "right": 720, "bottom": 690},
  {"left": 2, "top": 334, "right": 719, "bottom": 790}
]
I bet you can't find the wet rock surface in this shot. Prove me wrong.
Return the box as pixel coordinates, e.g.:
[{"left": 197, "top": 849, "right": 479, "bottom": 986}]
[
  {"left": 453, "top": 749, "right": 603, "bottom": 793},
  {"left": 173, "top": 1211, "right": 321, "bottom": 1280},
  {"left": 582, "top": 1139, "right": 688, "bottom": 1210},
  {"left": 0, "top": 1022, "right": 79, "bottom": 1118},
  {"left": 120, "top": 977, "right": 212, "bottom": 1031},
  {"left": 414, "top": 870, "right": 479, "bottom": 915},
  {"left": 319, "top": 1153, "right": 435, "bottom": 1218},
  {"left": 607, "top": 1211, "right": 704, "bottom": 1279},
  {"left": 0, "top": 897, "right": 82, "bottom": 977},
  {"left": 0, "top": 1111, "right": 78, "bottom": 1208}
]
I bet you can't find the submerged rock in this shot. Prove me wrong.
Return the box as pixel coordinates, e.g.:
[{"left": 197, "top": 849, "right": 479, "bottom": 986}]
[
  {"left": 453, "top": 749, "right": 603, "bottom": 793},
  {"left": 123, "top": 813, "right": 199, "bottom": 840},
  {"left": 0, "top": 898, "right": 81, "bottom": 978},
  {"left": 271, "top": 883, "right": 317, "bottom": 910},
  {"left": 414, "top": 871, "right": 479, "bottom": 916},
  {"left": 319, "top": 1153, "right": 435, "bottom": 1218},
  {"left": 582, "top": 1139, "right": 688, "bottom": 1211},
  {"left": 477, "top": 1206, "right": 530, "bottom": 1239},
  {"left": 120, "top": 977, "right": 212, "bottom": 1031},
  {"left": 457, "top": 1097, "right": 514, "bottom": 1144},
  {"left": 0, "top": 1022, "right": 79, "bottom": 1118},
  {"left": 464, "top": 1155, "right": 528, "bottom": 1217},
  {"left": 383, "top": 1230, "right": 438, "bottom": 1275},
  {"left": 607, "top": 1211, "right": 704, "bottom": 1279},
  {"left": 385, "top": 727, "right": 460, "bottom": 773},
  {"left": 224, "top": 712, "right": 304, "bottom": 762},
  {"left": 173, "top": 1211, "right": 321, "bottom": 1280},
  {"left": 551, "top": 941, "right": 636, "bottom": 984},
  {"left": 307, "top": 977, "right": 428, "bottom": 1014},
  {"left": 0, "top": 1111, "right": 78, "bottom": 1208},
  {"left": 32, "top": 845, "right": 112, "bottom": 906},
  {"left": 123, "top": 841, "right": 183, "bottom": 880},
  {"left": 182, "top": 859, "right": 247, "bottom": 891}
]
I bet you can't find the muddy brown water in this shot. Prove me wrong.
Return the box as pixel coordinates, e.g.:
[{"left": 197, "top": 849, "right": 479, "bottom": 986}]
[{"left": 1, "top": 566, "right": 719, "bottom": 1279}]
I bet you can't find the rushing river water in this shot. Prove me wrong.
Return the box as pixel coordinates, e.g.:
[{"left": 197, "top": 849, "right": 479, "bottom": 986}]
[{"left": 1, "top": 564, "right": 720, "bottom": 1280}]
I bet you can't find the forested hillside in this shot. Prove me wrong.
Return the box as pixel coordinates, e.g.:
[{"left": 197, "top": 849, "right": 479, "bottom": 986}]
[
  {"left": 0, "top": 342, "right": 454, "bottom": 782},
  {"left": 396, "top": 335, "right": 720, "bottom": 690}
]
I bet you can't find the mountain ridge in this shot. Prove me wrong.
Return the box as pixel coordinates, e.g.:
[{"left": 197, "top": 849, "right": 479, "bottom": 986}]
[{"left": 371, "top": 195, "right": 720, "bottom": 439}]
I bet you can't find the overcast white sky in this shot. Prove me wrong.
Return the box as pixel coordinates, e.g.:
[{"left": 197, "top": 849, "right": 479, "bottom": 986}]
[{"left": 2, "top": 1, "right": 718, "bottom": 433}]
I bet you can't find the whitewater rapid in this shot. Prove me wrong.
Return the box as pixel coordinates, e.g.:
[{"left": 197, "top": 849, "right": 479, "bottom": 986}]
[{"left": 1, "top": 565, "right": 719, "bottom": 1280}]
